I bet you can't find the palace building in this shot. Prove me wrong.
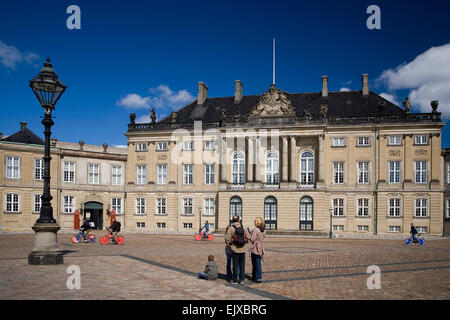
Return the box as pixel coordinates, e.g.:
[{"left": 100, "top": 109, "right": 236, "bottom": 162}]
[{"left": 1, "top": 74, "right": 447, "bottom": 236}]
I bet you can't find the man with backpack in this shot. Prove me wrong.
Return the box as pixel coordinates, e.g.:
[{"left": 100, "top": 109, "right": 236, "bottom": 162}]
[{"left": 225, "top": 215, "right": 251, "bottom": 285}]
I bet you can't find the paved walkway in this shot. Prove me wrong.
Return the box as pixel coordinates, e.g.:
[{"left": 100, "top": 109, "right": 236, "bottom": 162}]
[{"left": 0, "top": 232, "right": 450, "bottom": 299}]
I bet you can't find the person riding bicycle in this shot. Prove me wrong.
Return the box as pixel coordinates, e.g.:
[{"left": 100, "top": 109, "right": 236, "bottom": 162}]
[
  {"left": 108, "top": 217, "right": 121, "bottom": 243},
  {"left": 80, "top": 218, "right": 94, "bottom": 242},
  {"left": 410, "top": 223, "right": 419, "bottom": 243},
  {"left": 200, "top": 220, "right": 210, "bottom": 238}
]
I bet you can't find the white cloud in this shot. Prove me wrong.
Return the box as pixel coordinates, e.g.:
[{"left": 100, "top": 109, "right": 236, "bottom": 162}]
[
  {"left": 0, "top": 40, "right": 40, "bottom": 70},
  {"left": 339, "top": 87, "right": 351, "bottom": 92},
  {"left": 116, "top": 93, "right": 151, "bottom": 109},
  {"left": 377, "top": 43, "right": 450, "bottom": 117},
  {"left": 112, "top": 145, "right": 127, "bottom": 149},
  {"left": 136, "top": 114, "right": 150, "bottom": 123},
  {"left": 379, "top": 92, "right": 400, "bottom": 106}
]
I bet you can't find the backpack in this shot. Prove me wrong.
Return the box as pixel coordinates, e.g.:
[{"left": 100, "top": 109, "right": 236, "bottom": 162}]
[{"left": 232, "top": 224, "right": 246, "bottom": 247}]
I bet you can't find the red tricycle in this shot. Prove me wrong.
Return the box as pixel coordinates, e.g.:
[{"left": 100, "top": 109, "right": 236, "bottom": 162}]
[
  {"left": 195, "top": 230, "right": 213, "bottom": 241},
  {"left": 100, "top": 231, "right": 124, "bottom": 245}
]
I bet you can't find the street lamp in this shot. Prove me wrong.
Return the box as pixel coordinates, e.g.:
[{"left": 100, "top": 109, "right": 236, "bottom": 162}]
[
  {"left": 28, "top": 58, "right": 66, "bottom": 265},
  {"left": 329, "top": 207, "right": 333, "bottom": 239},
  {"left": 198, "top": 205, "right": 203, "bottom": 233}
]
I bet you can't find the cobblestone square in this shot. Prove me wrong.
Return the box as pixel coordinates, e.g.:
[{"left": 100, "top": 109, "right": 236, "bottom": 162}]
[{"left": 1, "top": 232, "right": 450, "bottom": 300}]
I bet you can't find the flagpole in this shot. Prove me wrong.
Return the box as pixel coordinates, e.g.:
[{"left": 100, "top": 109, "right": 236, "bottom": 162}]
[{"left": 273, "top": 38, "right": 275, "bottom": 85}]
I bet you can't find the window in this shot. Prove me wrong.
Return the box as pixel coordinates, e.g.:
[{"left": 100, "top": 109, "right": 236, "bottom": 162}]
[
  {"left": 136, "top": 165, "right": 147, "bottom": 185},
  {"left": 63, "top": 162, "right": 75, "bottom": 183},
  {"left": 265, "top": 152, "right": 279, "bottom": 184},
  {"left": 156, "top": 142, "right": 168, "bottom": 151},
  {"left": 136, "top": 222, "right": 146, "bottom": 228},
  {"left": 204, "top": 164, "right": 215, "bottom": 185},
  {"left": 388, "top": 136, "right": 402, "bottom": 145},
  {"left": 204, "top": 141, "right": 215, "bottom": 150},
  {"left": 63, "top": 196, "right": 74, "bottom": 213},
  {"left": 389, "top": 161, "right": 401, "bottom": 184},
  {"left": 5, "top": 193, "right": 19, "bottom": 212},
  {"left": 232, "top": 153, "right": 245, "bottom": 184},
  {"left": 333, "top": 225, "right": 344, "bottom": 231},
  {"left": 357, "top": 162, "right": 369, "bottom": 184},
  {"left": 34, "top": 159, "right": 44, "bottom": 181},
  {"left": 183, "top": 141, "right": 193, "bottom": 151},
  {"left": 6, "top": 156, "right": 20, "bottom": 179},
  {"left": 34, "top": 194, "right": 42, "bottom": 213},
  {"left": 204, "top": 198, "right": 215, "bottom": 216},
  {"left": 300, "top": 152, "right": 314, "bottom": 186},
  {"left": 415, "top": 161, "right": 427, "bottom": 184},
  {"left": 357, "top": 137, "right": 370, "bottom": 146},
  {"left": 136, "top": 198, "right": 146, "bottom": 215},
  {"left": 229, "top": 196, "right": 242, "bottom": 224},
  {"left": 157, "top": 165, "right": 167, "bottom": 185},
  {"left": 414, "top": 135, "right": 428, "bottom": 145},
  {"left": 389, "top": 198, "right": 401, "bottom": 217},
  {"left": 448, "top": 162, "right": 450, "bottom": 184},
  {"left": 415, "top": 198, "right": 428, "bottom": 217},
  {"left": 332, "top": 137, "right": 346, "bottom": 147},
  {"left": 333, "top": 162, "right": 344, "bottom": 184},
  {"left": 333, "top": 198, "right": 344, "bottom": 216},
  {"left": 156, "top": 198, "right": 166, "bottom": 215},
  {"left": 447, "top": 199, "right": 450, "bottom": 218},
  {"left": 111, "top": 166, "right": 122, "bottom": 185},
  {"left": 357, "top": 198, "right": 369, "bottom": 216},
  {"left": 183, "top": 198, "right": 193, "bottom": 215},
  {"left": 183, "top": 223, "right": 193, "bottom": 229},
  {"left": 183, "top": 165, "right": 193, "bottom": 185},
  {"left": 136, "top": 143, "right": 147, "bottom": 151},
  {"left": 111, "top": 198, "right": 123, "bottom": 214},
  {"left": 88, "top": 164, "right": 100, "bottom": 184},
  {"left": 416, "top": 226, "right": 428, "bottom": 233},
  {"left": 157, "top": 222, "right": 166, "bottom": 229},
  {"left": 358, "top": 225, "right": 369, "bottom": 232},
  {"left": 389, "top": 226, "right": 401, "bottom": 233}
]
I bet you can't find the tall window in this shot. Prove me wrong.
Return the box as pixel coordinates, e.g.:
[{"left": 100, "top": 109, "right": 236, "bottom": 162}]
[
  {"left": 415, "top": 198, "right": 428, "bottom": 217},
  {"left": 111, "top": 198, "right": 123, "bottom": 214},
  {"left": 5, "top": 193, "right": 19, "bottom": 212},
  {"left": 229, "top": 196, "right": 242, "bottom": 224},
  {"left": 300, "top": 152, "right": 314, "bottom": 186},
  {"left": 136, "top": 198, "right": 146, "bottom": 215},
  {"left": 389, "top": 198, "right": 401, "bottom": 217},
  {"left": 157, "top": 165, "right": 167, "bottom": 185},
  {"left": 34, "top": 159, "right": 44, "bottom": 181},
  {"left": 389, "top": 161, "right": 401, "bottom": 184},
  {"left": 333, "top": 198, "right": 344, "bottom": 216},
  {"left": 204, "top": 164, "right": 215, "bottom": 185},
  {"left": 6, "top": 156, "right": 20, "bottom": 179},
  {"left": 136, "top": 165, "right": 147, "bottom": 185},
  {"left": 447, "top": 199, "right": 450, "bottom": 218},
  {"left": 183, "top": 165, "right": 193, "bottom": 185},
  {"left": 204, "top": 198, "right": 215, "bottom": 215},
  {"left": 183, "top": 198, "right": 193, "bottom": 215},
  {"left": 264, "top": 196, "right": 278, "bottom": 230},
  {"left": 63, "top": 162, "right": 75, "bottom": 183},
  {"left": 265, "top": 152, "right": 279, "bottom": 184},
  {"left": 232, "top": 153, "right": 245, "bottom": 184},
  {"left": 63, "top": 196, "right": 74, "bottom": 213},
  {"left": 448, "top": 162, "right": 450, "bottom": 184},
  {"left": 88, "top": 164, "right": 100, "bottom": 184},
  {"left": 357, "top": 198, "right": 369, "bottom": 216},
  {"left": 112, "top": 166, "right": 122, "bottom": 185},
  {"left": 415, "top": 161, "right": 427, "bottom": 184},
  {"left": 34, "top": 194, "right": 42, "bottom": 213},
  {"left": 156, "top": 198, "right": 166, "bottom": 215},
  {"left": 357, "top": 162, "right": 369, "bottom": 184},
  {"left": 333, "top": 162, "right": 344, "bottom": 184}
]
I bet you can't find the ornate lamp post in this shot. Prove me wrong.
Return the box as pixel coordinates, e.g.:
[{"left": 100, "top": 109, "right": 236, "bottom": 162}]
[
  {"left": 198, "top": 205, "right": 203, "bottom": 233},
  {"left": 28, "top": 58, "right": 66, "bottom": 265},
  {"left": 329, "top": 207, "right": 333, "bottom": 239}
]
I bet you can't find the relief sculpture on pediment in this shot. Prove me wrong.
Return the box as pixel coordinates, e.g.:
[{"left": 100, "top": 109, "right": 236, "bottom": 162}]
[{"left": 250, "top": 85, "right": 296, "bottom": 117}]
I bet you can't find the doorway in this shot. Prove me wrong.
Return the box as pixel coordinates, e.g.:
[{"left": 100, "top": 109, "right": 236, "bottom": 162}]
[
  {"left": 299, "top": 196, "right": 313, "bottom": 230},
  {"left": 84, "top": 201, "right": 103, "bottom": 230}
]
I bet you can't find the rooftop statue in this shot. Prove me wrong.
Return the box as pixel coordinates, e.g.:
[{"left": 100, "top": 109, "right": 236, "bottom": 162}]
[{"left": 250, "top": 85, "right": 296, "bottom": 117}]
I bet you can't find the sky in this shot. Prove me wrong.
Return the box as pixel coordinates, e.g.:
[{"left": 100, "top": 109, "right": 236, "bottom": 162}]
[{"left": 1, "top": 0, "right": 450, "bottom": 147}]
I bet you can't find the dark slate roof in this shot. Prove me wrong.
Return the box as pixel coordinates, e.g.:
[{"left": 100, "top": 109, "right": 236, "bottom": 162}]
[
  {"left": 1, "top": 127, "right": 45, "bottom": 145},
  {"left": 158, "top": 90, "right": 406, "bottom": 125}
]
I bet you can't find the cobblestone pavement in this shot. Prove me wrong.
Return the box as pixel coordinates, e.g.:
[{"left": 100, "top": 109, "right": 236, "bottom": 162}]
[{"left": 0, "top": 231, "right": 450, "bottom": 300}]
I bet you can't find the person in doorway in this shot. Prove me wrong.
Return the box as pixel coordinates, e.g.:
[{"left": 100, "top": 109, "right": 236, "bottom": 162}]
[
  {"left": 225, "top": 215, "right": 251, "bottom": 285},
  {"left": 108, "top": 217, "right": 121, "bottom": 243},
  {"left": 249, "top": 217, "right": 266, "bottom": 283}
]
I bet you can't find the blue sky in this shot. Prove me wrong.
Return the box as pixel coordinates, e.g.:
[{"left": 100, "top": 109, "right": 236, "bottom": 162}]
[{"left": 1, "top": 0, "right": 450, "bottom": 147}]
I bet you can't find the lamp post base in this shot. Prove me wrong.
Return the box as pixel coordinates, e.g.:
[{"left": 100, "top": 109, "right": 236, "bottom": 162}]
[{"left": 28, "top": 223, "right": 63, "bottom": 265}]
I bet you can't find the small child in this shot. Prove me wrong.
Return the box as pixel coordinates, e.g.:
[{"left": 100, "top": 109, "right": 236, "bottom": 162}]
[{"left": 198, "top": 255, "right": 218, "bottom": 280}]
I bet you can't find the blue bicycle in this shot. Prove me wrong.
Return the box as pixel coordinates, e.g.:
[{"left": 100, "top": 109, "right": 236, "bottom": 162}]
[
  {"left": 405, "top": 234, "right": 424, "bottom": 246},
  {"left": 72, "top": 230, "right": 96, "bottom": 244}
]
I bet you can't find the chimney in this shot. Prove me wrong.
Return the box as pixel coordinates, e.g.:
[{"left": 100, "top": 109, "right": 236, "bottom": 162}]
[
  {"left": 362, "top": 74, "right": 369, "bottom": 96},
  {"left": 20, "top": 122, "right": 27, "bottom": 130},
  {"left": 321, "top": 76, "right": 328, "bottom": 97},
  {"left": 234, "top": 80, "right": 243, "bottom": 103},
  {"left": 197, "top": 82, "right": 208, "bottom": 105}
]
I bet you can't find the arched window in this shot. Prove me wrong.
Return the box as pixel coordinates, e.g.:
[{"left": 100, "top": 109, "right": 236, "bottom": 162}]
[
  {"left": 265, "top": 152, "right": 279, "bottom": 184},
  {"left": 232, "top": 153, "right": 245, "bottom": 184},
  {"left": 299, "top": 196, "right": 313, "bottom": 230},
  {"left": 229, "top": 196, "right": 242, "bottom": 225},
  {"left": 300, "top": 151, "right": 314, "bottom": 186},
  {"left": 264, "top": 196, "right": 277, "bottom": 230}
]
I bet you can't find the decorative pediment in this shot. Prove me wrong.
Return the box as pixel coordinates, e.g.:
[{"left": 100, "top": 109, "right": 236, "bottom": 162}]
[{"left": 249, "top": 85, "right": 296, "bottom": 117}]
